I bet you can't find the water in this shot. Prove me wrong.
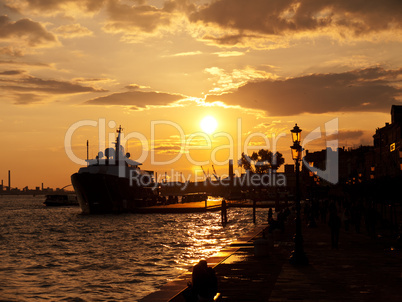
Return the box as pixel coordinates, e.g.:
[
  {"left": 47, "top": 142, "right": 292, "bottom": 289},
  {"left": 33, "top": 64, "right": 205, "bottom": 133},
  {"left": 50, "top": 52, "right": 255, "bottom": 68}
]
[{"left": 0, "top": 196, "right": 269, "bottom": 301}]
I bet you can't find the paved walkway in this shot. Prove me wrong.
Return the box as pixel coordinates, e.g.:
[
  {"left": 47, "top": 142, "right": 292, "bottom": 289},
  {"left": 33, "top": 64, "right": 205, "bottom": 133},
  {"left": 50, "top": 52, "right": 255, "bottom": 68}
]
[
  {"left": 215, "top": 215, "right": 401, "bottom": 301},
  {"left": 141, "top": 210, "right": 401, "bottom": 301}
]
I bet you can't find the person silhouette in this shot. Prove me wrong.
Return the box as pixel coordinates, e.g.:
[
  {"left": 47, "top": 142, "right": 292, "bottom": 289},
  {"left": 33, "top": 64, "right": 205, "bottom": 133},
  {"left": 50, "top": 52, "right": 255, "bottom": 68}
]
[
  {"left": 185, "top": 260, "right": 218, "bottom": 301},
  {"left": 268, "top": 207, "right": 273, "bottom": 221}
]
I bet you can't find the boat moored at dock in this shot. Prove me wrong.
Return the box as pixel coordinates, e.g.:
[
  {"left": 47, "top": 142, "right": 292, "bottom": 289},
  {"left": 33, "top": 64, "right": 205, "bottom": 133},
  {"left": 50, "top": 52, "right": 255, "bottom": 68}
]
[{"left": 71, "top": 126, "right": 157, "bottom": 214}]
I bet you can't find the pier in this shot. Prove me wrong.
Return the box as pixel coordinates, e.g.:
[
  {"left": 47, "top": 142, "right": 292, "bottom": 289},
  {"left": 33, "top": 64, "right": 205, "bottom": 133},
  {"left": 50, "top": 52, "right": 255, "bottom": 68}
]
[{"left": 135, "top": 199, "right": 282, "bottom": 214}]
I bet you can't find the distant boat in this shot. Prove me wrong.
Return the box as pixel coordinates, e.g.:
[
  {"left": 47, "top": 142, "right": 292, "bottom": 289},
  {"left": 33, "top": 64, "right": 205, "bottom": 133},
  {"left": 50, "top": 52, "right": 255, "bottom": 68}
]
[
  {"left": 44, "top": 193, "right": 78, "bottom": 206},
  {"left": 71, "top": 125, "right": 157, "bottom": 214}
]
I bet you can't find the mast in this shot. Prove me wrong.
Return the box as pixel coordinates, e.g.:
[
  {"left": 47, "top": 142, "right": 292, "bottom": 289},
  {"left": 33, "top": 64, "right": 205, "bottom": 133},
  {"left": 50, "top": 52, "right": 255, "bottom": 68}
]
[{"left": 115, "top": 125, "right": 123, "bottom": 163}]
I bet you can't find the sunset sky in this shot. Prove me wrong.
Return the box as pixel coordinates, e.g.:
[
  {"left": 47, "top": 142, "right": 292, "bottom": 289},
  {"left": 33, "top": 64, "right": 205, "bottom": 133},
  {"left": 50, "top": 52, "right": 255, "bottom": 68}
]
[{"left": 1, "top": 0, "right": 401, "bottom": 189}]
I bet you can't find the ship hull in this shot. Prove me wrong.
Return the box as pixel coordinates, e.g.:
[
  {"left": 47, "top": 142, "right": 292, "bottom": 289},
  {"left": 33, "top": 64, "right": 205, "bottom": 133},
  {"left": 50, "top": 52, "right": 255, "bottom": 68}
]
[{"left": 71, "top": 172, "right": 156, "bottom": 214}]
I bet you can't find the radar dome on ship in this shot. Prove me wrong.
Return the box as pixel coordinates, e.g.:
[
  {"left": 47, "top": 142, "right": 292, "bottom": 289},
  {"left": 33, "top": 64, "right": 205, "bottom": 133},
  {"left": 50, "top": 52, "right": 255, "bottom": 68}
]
[{"left": 105, "top": 147, "right": 115, "bottom": 159}]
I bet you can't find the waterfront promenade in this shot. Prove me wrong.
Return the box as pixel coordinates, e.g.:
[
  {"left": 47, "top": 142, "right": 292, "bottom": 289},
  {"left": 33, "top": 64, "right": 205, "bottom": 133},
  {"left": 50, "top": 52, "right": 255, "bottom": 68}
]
[{"left": 140, "top": 208, "right": 401, "bottom": 301}]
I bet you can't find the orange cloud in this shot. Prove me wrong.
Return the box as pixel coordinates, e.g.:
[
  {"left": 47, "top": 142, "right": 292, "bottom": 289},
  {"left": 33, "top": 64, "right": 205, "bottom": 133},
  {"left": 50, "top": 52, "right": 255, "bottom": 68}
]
[
  {"left": 189, "top": 0, "right": 402, "bottom": 46},
  {"left": 0, "top": 15, "right": 57, "bottom": 46},
  {"left": 205, "top": 67, "right": 402, "bottom": 115},
  {"left": 103, "top": 0, "right": 172, "bottom": 33},
  {"left": 0, "top": 71, "right": 105, "bottom": 104},
  {"left": 84, "top": 89, "right": 186, "bottom": 110},
  {"left": 8, "top": 0, "right": 107, "bottom": 13},
  {"left": 54, "top": 23, "right": 93, "bottom": 38}
]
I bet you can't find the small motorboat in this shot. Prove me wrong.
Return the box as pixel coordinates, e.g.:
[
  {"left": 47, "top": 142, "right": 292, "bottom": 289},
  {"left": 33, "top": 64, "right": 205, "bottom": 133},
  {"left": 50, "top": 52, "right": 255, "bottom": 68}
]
[{"left": 44, "top": 194, "right": 78, "bottom": 206}]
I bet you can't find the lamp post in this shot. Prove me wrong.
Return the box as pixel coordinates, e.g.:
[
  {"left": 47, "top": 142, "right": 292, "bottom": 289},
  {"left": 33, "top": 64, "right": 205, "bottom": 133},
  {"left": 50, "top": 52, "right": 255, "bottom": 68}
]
[{"left": 289, "top": 124, "right": 308, "bottom": 265}]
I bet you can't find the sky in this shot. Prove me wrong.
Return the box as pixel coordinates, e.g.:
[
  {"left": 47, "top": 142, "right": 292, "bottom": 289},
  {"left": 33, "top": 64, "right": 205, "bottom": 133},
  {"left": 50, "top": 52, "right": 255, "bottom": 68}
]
[{"left": 0, "top": 0, "right": 401, "bottom": 189}]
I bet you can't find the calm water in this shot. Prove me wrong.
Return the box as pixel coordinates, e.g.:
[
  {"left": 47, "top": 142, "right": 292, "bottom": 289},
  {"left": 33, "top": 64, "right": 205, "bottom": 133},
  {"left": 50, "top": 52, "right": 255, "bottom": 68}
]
[{"left": 0, "top": 195, "right": 269, "bottom": 301}]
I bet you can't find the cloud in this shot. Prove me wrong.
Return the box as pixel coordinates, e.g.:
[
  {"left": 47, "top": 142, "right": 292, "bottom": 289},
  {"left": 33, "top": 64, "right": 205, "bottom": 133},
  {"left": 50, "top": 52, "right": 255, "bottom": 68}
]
[
  {"left": 189, "top": 0, "right": 402, "bottom": 45},
  {"left": 214, "top": 51, "right": 244, "bottom": 57},
  {"left": 0, "top": 46, "right": 23, "bottom": 57},
  {"left": 7, "top": 1, "right": 401, "bottom": 47},
  {"left": 0, "top": 69, "right": 24, "bottom": 75},
  {"left": 337, "top": 130, "right": 364, "bottom": 141},
  {"left": 204, "top": 66, "right": 278, "bottom": 94},
  {"left": 0, "top": 71, "right": 106, "bottom": 104},
  {"left": 152, "top": 144, "right": 182, "bottom": 155},
  {"left": 0, "top": 60, "right": 50, "bottom": 67},
  {"left": 8, "top": 0, "right": 107, "bottom": 14},
  {"left": 84, "top": 90, "right": 185, "bottom": 110},
  {"left": 169, "top": 51, "right": 202, "bottom": 57},
  {"left": 1, "top": 75, "right": 105, "bottom": 94},
  {"left": 103, "top": 0, "right": 172, "bottom": 33},
  {"left": 303, "top": 129, "right": 373, "bottom": 151},
  {"left": 205, "top": 67, "right": 402, "bottom": 116},
  {"left": 13, "top": 92, "right": 42, "bottom": 105},
  {"left": 0, "top": 15, "right": 57, "bottom": 46},
  {"left": 54, "top": 23, "right": 93, "bottom": 38}
]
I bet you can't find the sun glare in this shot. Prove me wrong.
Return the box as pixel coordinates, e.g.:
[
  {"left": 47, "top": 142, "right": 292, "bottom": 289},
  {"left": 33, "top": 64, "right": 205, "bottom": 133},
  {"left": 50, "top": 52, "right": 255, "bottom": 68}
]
[{"left": 200, "top": 116, "right": 218, "bottom": 134}]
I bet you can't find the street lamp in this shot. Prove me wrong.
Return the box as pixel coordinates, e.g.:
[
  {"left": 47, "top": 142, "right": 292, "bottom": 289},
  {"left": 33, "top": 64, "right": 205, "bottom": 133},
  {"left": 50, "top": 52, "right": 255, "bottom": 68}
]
[
  {"left": 289, "top": 124, "right": 308, "bottom": 265},
  {"left": 291, "top": 123, "right": 302, "bottom": 145}
]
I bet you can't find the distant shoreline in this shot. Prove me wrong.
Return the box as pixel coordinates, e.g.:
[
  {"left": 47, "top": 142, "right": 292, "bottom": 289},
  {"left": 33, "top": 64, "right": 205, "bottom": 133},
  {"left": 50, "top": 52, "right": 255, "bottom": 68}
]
[{"left": 0, "top": 190, "right": 75, "bottom": 196}]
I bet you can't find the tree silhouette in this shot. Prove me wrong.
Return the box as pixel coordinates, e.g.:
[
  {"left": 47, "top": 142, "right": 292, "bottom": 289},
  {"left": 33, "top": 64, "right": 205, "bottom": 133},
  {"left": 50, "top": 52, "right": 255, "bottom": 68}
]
[{"left": 238, "top": 149, "right": 284, "bottom": 174}]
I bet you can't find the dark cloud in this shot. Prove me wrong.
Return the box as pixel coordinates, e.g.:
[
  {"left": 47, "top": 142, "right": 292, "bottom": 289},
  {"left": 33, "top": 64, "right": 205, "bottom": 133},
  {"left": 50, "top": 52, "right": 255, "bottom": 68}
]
[
  {"left": 1, "top": 75, "right": 105, "bottom": 94},
  {"left": 0, "top": 60, "right": 49, "bottom": 66},
  {"left": 125, "top": 84, "right": 141, "bottom": 90},
  {"left": 303, "top": 129, "right": 371, "bottom": 151},
  {"left": 0, "top": 15, "right": 56, "bottom": 46},
  {"left": 11, "top": 1, "right": 194, "bottom": 34},
  {"left": 0, "top": 70, "right": 24, "bottom": 75},
  {"left": 6, "top": 1, "right": 401, "bottom": 41},
  {"left": 0, "top": 72, "right": 107, "bottom": 104},
  {"left": 337, "top": 130, "right": 364, "bottom": 141},
  {"left": 85, "top": 90, "right": 185, "bottom": 109},
  {"left": 163, "top": 0, "right": 196, "bottom": 13},
  {"left": 205, "top": 67, "right": 402, "bottom": 116},
  {"left": 312, "top": 130, "right": 365, "bottom": 145},
  {"left": 190, "top": 0, "right": 402, "bottom": 43},
  {"left": 202, "top": 33, "right": 259, "bottom": 46}
]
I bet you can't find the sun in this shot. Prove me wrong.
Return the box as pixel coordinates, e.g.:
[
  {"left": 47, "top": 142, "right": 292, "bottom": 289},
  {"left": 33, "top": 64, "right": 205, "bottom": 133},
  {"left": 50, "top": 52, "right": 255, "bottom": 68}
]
[{"left": 200, "top": 116, "right": 218, "bottom": 134}]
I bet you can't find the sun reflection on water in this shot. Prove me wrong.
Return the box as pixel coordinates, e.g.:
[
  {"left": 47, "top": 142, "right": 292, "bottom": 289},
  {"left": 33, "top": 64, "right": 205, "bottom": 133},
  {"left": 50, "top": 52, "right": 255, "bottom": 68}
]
[{"left": 0, "top": 196, "right": 270, "bottom": 301}]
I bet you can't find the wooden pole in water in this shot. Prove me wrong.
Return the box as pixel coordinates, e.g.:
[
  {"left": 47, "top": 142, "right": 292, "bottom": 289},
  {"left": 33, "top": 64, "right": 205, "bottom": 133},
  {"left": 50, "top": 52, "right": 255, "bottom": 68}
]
[{"left": 221, "top": 199, "right": 227, "bottom": 226}]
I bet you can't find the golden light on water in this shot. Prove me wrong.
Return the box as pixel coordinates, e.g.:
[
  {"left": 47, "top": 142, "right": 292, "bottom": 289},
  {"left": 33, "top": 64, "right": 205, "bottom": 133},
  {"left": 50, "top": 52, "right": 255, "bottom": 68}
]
[{"left": 200, "top": 116, "right": 218, "bottom": 134}]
